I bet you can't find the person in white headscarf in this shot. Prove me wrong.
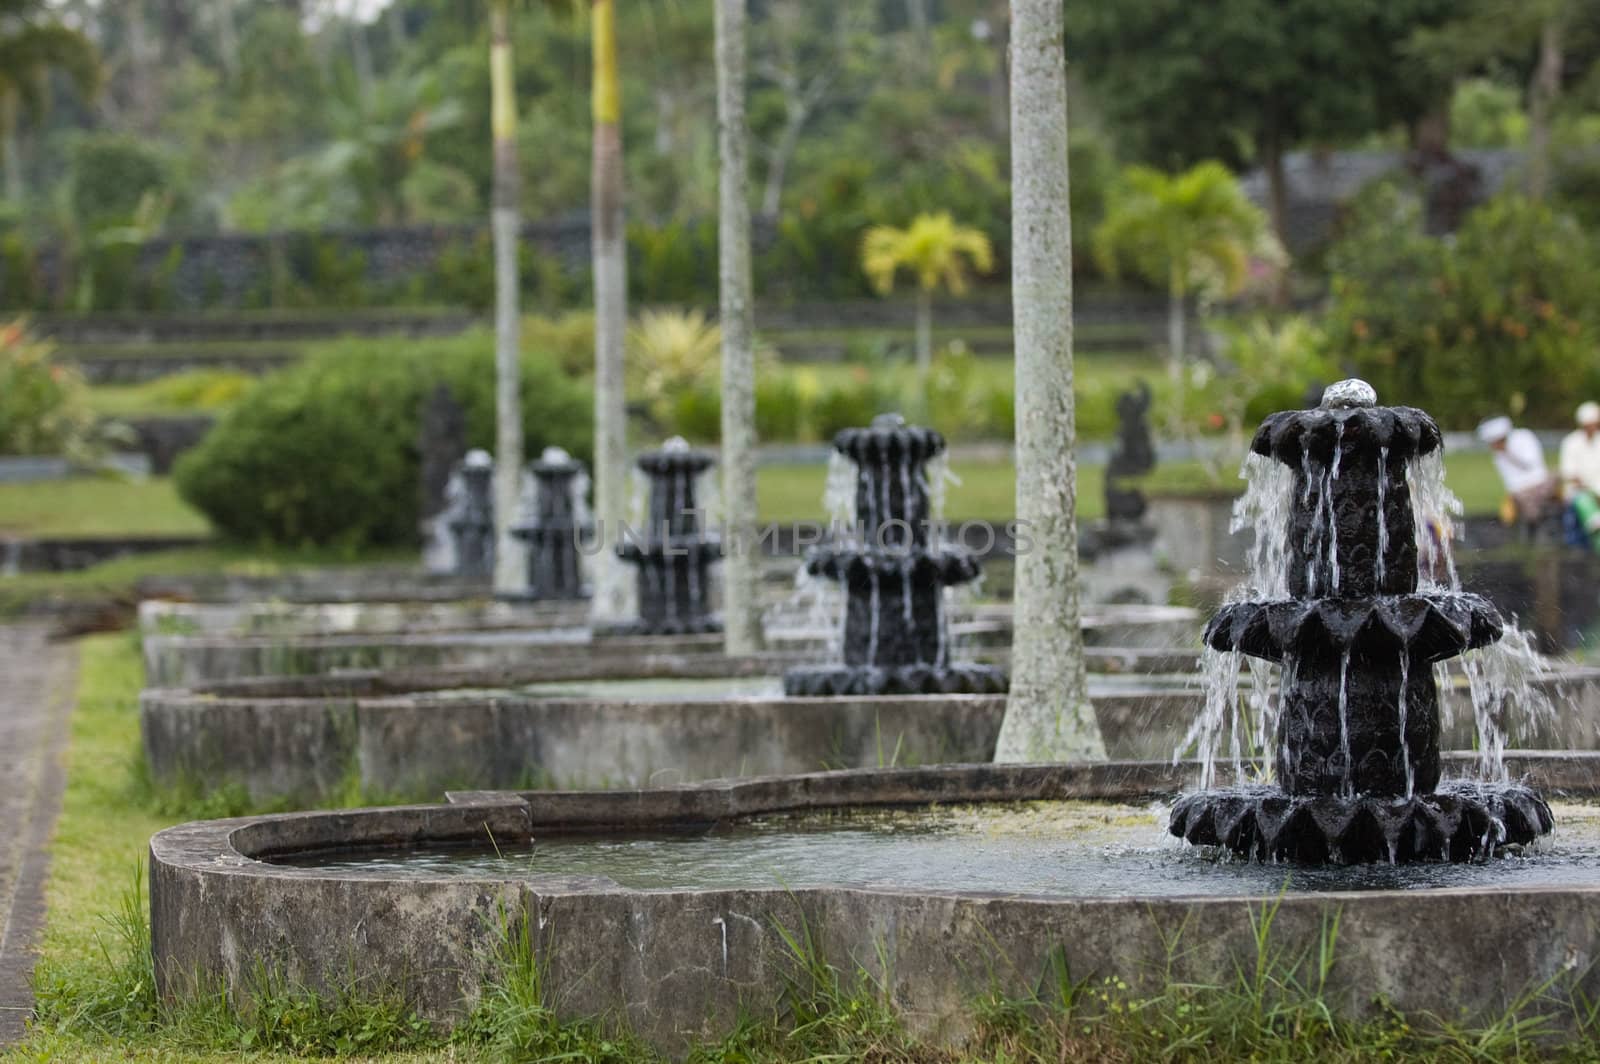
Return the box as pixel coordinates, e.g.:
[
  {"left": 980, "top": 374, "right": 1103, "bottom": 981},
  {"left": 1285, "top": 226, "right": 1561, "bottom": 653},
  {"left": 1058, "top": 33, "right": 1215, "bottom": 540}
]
[
  {"left": 1560, "top": 402, "right": 1600, "bottom": 548},
  {"left": 1477, "top": 415, "right": 1554, "bottom": 524}
]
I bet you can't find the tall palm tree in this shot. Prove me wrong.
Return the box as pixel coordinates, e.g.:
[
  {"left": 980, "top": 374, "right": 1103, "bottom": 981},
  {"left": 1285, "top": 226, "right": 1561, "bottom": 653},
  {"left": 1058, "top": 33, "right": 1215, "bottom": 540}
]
[
  {"left": 591, "top": 0, "right": 630, "bottom": 621},
  {"left": 0, "top": 1, "right": 100, "bottom": 203},
  {"left": 861, "top": 212, "right": 994, "bottom": 399},
  {"left": 1092, "top": 162, "right": 1270, "bottom": 390},
  {"left": 489, "top": 0, "right": 524, "bottom": 594},
  {"left": 715, "top": 0, "right": 762, "bottom": 654},
  {"left": 993, "top": 0, "right": 1105, "bottom": 763}
]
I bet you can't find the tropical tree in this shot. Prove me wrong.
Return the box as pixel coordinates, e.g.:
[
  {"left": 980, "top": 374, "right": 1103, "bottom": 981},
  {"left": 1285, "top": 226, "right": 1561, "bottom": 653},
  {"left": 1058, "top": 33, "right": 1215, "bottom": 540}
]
[
  {"left": 860, "top": 212, "right": 994, "bottom": 399},
  {"left": 1092, "top": 162, "right": 1274, "bottom": 407},
  {"left": 489, "top": 0, "right": 524, "bottom": 594},
  {"left": 1066, "top": 0, "right": 1459, "bottom": 253},
  {"left": 715, "top": 0, "right": 762, "bottom": 653},
  {"left": 0, "top": 1, "right": 100, "bottom": 203},
  {"left": 993, "top": 0, "right": 1106, "bottom": 763},
  {"left": 591, "top": 0, "right": 630, "bottom": 621}
]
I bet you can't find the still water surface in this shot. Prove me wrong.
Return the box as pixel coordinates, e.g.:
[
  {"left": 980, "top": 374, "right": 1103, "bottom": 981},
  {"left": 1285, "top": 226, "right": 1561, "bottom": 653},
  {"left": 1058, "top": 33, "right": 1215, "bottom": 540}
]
[{"left": 272, "top": 800, "right": 1600, "bottom": 897}]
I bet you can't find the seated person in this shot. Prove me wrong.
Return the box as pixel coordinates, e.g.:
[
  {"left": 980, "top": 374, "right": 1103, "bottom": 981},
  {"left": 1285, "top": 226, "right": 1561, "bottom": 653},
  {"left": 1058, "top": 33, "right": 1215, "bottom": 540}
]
[
  {"left": 1560, "top": 402, "right": 1600, "bottom": 549},
  {"left": 1477, "top": 415, "right": 1555, "bottom": 525}
]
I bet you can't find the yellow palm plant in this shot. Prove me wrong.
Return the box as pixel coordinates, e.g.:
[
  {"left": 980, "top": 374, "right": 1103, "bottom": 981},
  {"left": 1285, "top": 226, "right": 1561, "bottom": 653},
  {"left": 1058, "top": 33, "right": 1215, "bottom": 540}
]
[{"left": 861, "top": 212, "right": 995, "bottom": 396}]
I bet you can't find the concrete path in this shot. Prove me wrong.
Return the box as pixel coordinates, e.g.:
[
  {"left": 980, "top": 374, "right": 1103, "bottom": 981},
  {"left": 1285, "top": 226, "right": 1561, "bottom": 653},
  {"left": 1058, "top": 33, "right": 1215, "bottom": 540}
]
[{"left": 0, "top": 625, "right": 76, "bottom": 1045}]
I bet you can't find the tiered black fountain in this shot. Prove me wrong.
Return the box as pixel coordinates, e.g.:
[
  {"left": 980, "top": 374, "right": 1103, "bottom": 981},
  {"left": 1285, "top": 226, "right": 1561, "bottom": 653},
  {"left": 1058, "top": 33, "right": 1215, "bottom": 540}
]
[
  {"left": 445, "top": 449, "right": 495, "bottom": 578},
  {"left": 1170, "top": 380, "right": 1553, "bottom": 863},
  {"left": 510, "top": 447, "right": 589, "bottom": 601},
  {"left": 784, "top": 414, "right": 1007, "bottom": 696},
  {"left": 614, "top": 437, "right": 721, "bottom": 634}
]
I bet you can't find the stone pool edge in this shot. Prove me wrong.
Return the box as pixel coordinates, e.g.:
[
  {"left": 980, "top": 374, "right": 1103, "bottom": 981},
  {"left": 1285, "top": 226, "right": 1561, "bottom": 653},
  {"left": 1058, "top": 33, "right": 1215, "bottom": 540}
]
[{"left": 151, "top": 756, "right": 1600, "bottom": 1053}]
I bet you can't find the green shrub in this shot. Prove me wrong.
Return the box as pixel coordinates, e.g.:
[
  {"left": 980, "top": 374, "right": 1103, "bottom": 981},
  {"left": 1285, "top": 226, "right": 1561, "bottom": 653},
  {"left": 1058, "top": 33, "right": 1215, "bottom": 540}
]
[
  {"left": 0, "top": 320, "right": 104, "bottom": 459},
  {"left": 755, "top": 373, "right": 805, "bottom": 441},
  {"left": 174, "top": 330, "right": 591, "bottom": 547},
  {"left": 669, "top": 387, "right": 722, "bottom": 443},
  {"left": 811, "top": 371, "right": 897, "bottom": 440},
  {"left": 1326, "top": 187, "right": 1600, "bottom": 429}
]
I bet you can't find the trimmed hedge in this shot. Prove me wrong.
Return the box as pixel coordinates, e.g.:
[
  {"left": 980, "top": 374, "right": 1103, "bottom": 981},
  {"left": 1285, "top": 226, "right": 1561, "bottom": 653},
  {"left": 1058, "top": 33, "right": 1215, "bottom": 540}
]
[{"left": 175, "top": 330, "right": 591, "bottom": 547}]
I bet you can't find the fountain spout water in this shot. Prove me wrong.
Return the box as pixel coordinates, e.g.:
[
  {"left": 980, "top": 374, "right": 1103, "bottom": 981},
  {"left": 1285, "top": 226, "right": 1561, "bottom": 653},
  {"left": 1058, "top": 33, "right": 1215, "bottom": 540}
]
[
  {"left": 1170, "top": 381, "right": 1553, "bottom": 863},
  {"left": 783, "top": 414, "right": 1007, "bottom": 696}
]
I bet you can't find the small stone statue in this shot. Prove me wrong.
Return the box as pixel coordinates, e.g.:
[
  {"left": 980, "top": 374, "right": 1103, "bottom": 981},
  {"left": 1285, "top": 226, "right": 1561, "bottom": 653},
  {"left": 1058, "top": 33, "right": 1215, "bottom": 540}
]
[
  {"left": 1104, "top": 381, "right": 1155, "bottom": 523},
  {"left": 614, "top": 438, "right": 722, "bottom": 633},
  {"left": 445, "top": 450, "right": 495, "bottom": 578},
  {"left": 511, "top": 447, "right": 590, "bottom": 600},
  {"left": 783, "top": 413, "right": 1007, "bottom": 696}
]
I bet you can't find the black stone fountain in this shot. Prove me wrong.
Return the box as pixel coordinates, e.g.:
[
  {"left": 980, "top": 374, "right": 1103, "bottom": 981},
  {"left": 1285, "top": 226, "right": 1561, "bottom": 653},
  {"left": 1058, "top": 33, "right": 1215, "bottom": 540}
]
[
  {"left": 784, "top": 414, "right": 1007, "bottom": 696},
  {"left": 1169, "top": 380, "right": 1553, "bottom": 864},
  {"left": 614, "top": 438, "right": 721, "bottom": 635},
  {"left": 510, "top": 447, "right": 589, "bottom": 601},
  {"left": 445, "top": 449, "right": 495, "bottom": 578}
]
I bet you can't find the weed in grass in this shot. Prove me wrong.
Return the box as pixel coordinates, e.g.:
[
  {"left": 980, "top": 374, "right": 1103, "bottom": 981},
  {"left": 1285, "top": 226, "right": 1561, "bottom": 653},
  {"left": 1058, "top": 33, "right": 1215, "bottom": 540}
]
[{"left": 455, "top": 902, "right": 647, "bottom": 1063}]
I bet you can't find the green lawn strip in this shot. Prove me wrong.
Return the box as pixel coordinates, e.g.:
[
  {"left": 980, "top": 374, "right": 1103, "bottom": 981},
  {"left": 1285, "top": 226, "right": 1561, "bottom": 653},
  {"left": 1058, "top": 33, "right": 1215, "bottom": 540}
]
[
  {"left": 758, "top": 451, "right": 1506, "bottom": 527},
  {"left": 9, "top": 634, "right": 467, "bottom": 1062},
  {"left": 0, "top": 478, "right": 210, "bottom": 539},
  {"left": 0, "top": 546, "right": 415, "bottom": 619}
]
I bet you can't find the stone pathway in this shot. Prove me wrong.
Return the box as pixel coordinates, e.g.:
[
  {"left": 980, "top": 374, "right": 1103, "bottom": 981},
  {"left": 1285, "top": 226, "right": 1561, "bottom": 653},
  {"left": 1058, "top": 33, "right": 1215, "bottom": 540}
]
[{"left": 0, "top": 625, "right": 76, "bottom": 1045}]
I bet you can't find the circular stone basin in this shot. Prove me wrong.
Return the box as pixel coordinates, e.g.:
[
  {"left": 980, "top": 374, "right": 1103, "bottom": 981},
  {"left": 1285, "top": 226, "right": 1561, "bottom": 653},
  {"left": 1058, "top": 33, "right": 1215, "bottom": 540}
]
[
  {"left": 151, "top": 756, "right": 1600, "bottom": 1055},
  {"left": 273, "top": 798, "right": 1600, "bottom": 897}
]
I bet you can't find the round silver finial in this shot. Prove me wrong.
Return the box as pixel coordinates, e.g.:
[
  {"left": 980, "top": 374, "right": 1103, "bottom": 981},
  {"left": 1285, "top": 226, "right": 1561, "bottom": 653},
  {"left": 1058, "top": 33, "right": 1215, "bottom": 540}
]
[
  {"left": 1320, "top": 379, "right": 1377, "bottom": 410},
  {"left": 661, "top": 436, "right": 690, "bottom": 452},
  {"left": 463, "top": 448, "right": 493, "bottom": 469},
  {"left": 539, "top": 446, "right": 571, "bottom": 464},
  {"left": 871, "top": 412, "right": 907, "bottom": 429}
]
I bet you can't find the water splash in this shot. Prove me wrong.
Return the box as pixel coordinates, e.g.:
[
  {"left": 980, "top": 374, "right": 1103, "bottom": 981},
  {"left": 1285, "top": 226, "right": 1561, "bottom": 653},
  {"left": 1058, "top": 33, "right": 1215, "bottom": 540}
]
[
  {"left": 1231, "top": 452, "right": 1294, "bottom": 601},
  {"left": 824, "top": 451, "right": 857, "bottom": 531},
  {"left": 1458, "top": 625, "right": 1556, "bottom": 782},
  {"left": 1337, "top": 649, "right": 1352, "bottom": 797},
  {"left": 1375, "top": 446, "right": 1389, "bottom": 587},
  {"left": 926, "top": 451, "right": 957, "bottom": 525},
  {"left": 1399, "top": 650, "right": 1413, "bottom": 799},
  {"left": 1179, "top": 648, "right": 1243, "bottom": 789},
  {"left": 1408, "top": 451, "right": 1462, "bottom": 591},
  {"left": 1329, "top": 422, "right": 1344, "bottom": 593}
]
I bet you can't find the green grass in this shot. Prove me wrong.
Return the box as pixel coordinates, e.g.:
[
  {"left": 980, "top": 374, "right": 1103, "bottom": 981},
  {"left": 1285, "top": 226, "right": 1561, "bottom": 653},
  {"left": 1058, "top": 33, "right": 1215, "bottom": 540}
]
[
  {"left": 0, "top": 448, "right": 1505, "bottom": 551},
  {"left": 0, "top": 477, "right": 210, "bottom": 538},
  {"left": 0, "top": 545, "right": 414, "bottom": 620},
  {"left": 85, "top": 371, "right": 256, "bottom": 419}
]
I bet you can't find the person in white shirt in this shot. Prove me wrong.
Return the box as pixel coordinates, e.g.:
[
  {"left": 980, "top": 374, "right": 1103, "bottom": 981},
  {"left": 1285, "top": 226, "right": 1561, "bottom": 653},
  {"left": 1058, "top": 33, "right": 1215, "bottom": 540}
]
[
  {"left": 1560, "top": 402, "right": 1600, "bottom": 548},
  {"left": 1477, "top": 415, "right": 1554, "bottom": 523}
]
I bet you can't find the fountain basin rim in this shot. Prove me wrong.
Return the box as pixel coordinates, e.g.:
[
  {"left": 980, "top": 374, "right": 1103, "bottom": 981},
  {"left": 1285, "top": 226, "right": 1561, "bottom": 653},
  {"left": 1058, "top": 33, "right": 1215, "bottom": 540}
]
[{"left": 152, "top": 752, "right": 1600, "bottom": 896}]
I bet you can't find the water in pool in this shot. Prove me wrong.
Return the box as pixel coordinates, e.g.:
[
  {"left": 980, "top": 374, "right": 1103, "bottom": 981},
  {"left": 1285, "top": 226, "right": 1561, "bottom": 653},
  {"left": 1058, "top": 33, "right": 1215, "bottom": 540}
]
[{"left": 272, "top": 800, "right": 1600, "bottom": 896}]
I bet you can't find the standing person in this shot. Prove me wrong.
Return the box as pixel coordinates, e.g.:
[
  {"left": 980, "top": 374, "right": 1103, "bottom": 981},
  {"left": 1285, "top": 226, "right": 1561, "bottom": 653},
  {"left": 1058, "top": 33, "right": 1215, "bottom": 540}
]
[
  {"left": 1477, "top": 415, "right": 1555, "bottom": 529},
  {"left": 1560, "top": 402, "right": 1600, "bottom": 549}
]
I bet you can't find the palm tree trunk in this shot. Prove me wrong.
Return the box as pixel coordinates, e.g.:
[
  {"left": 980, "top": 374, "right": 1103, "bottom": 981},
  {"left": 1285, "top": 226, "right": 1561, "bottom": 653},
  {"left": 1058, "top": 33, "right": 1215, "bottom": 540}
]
[
  {"left": 717, "top": 0, "right": 763, "bottom": 655},
  {"left": 1527, "top": 16, "right": 1563, "bottom": 202},
  {"left": 489, "top": 0, "right": 525, "bottom": 596},
  {"left": 914, "top": 286, "right": 933, "bottom": 407},
  {"left": 1166, "top": 271, "right": 1186, "bottom": 435},
  {"left": 591, "top": 0, "right": 631, "bottom": 622},
  {"left": 0, "top": 91, "right": 22, "bottom": 204},
  {"left": 994, "top": 0, "right": 1105, "bottom": 763}
]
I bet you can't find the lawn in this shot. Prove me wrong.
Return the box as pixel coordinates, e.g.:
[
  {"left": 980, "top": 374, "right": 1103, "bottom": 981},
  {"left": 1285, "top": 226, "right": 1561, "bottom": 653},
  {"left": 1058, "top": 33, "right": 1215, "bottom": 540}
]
[
  {"left": 0, "top": 449, "right": 1506, "bottom": 544},
  {"left": 9, "top": 634, "right": 453, "bottom": 1063},
  {"left": 0, "top": 478, "right": 210, "bottom": 538}
]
